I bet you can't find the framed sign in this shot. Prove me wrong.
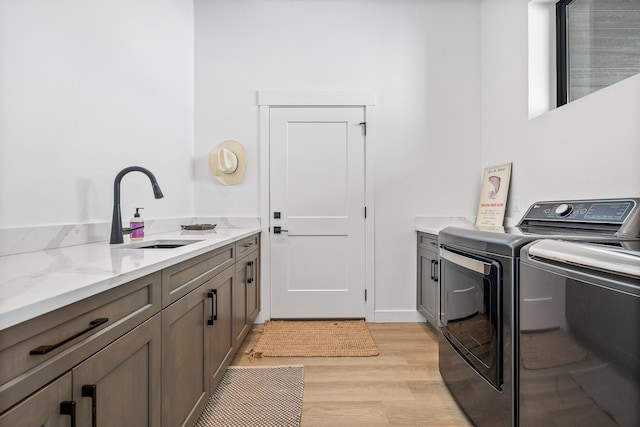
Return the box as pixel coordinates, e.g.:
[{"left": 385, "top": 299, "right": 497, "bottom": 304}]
[{"left": 475, "top": 162, "right": 512, "bottom": 228}]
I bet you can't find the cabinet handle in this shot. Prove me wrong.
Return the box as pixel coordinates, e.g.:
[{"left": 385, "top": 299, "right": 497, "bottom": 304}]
[
  {"left": 430, "top": 260, "right": 435, "bottom": 280},
  {"left": 433, "top": 260, "right": 439, "bottom": 282},
  {"left": 247, "top": 261, "right": 254, "bottom": 283},
  {"left": 242, "top": 242, "right": 253, "bottom": 248},
  {"left": 60, "top": 401, "right": 77, "bottom": 427},
  {"left": 252, "top": 260, "right": 256, "bottom": 283},
  {"left": 82, "top": 385, "right": 97, "bottom": 427},
  {"left": 30, "top": 318, "right": 109, "bottom": 355},
  {"left": 207, "top": 290, "right": 217, "bottom": 325}
]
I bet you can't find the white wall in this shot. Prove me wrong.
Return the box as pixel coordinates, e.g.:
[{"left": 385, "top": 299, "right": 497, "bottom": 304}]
[
  {"left": 5, "top": 0, "right": 632, "bottom": 320},
  {"left": 0, "top": 0, "right": 195, "bottom": 228},
  {"left": 481, "top": 0, "right": 640, "bottom": 215},
  {"left": 194, "top": 0, "right": 482, "bottom": 319}
]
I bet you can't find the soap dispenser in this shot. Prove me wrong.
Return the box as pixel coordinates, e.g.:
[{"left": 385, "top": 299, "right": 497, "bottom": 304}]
[{"left": 130, "top": 208, "right": 144, "bottom": 241}]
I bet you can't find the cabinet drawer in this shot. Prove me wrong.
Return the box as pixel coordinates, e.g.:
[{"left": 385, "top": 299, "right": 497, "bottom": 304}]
[
  {"left": 0, "top": 372, "right": 72, "bottom": 427},
  {"left": 0, "top": 272, "right": 161, "bottom": 414},
  {"left": 161, "top": 243, "right": 234, "bottom": 306},
  {"left": 235, "top": 233, "right": 260, "bottom": 260},
  {"left": 417, "top": 232, "right": 439, "bottom": 251}
]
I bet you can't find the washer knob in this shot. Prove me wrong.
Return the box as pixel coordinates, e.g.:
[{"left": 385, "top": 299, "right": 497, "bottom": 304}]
[{"left": 555, "top": 203, "right": 573, "bottom": 217}]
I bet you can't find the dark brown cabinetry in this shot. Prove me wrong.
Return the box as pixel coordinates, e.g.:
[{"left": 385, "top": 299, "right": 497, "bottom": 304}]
[
  {"left": 74, "top": 315, "right": 161, "bottom": 427},
  {"left": 208, "top": 265, "right": 235, "bottom": 390},
  {"left": 0, "top": 315, "right": 161, "bottom": 427},
  {"left": 0, "top": 232, "right": 261, "bottom": 427},
  {"left": 161, "top": 239, "right": 258, "bottom": 426},
  {"left": 162, "top": 284, "right": 210, "bottom": 427},
  {"left": 417, "top": 232, "right": 439, "bottom": 328},
  {"left": 0, "top": 271, "right": 161, "bottom": 416},
  {"left": 0, "top": 372, "right": 72, "bottom": 427},
  {"left": 234, "top": 235, "right": 260, "bottom": 346}
]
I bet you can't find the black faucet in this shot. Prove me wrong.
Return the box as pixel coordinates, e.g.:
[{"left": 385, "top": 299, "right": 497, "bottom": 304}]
[{"left": 110, "top": 166, "right": 164, "bottom": 244}]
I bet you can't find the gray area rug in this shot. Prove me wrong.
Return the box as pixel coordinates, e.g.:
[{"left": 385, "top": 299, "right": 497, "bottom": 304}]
[{"left": 195, "top": 365, "right": 304, "bottom": 427}]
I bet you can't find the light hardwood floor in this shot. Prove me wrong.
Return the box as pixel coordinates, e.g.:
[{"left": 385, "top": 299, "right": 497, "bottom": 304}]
[{"left": 231, "top": 322, "right": 473, "bottom": 426}]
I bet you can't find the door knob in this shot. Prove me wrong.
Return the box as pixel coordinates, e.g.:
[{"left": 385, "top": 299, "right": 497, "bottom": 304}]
[{"left": 273, "top": 226, "right": 289, "bottom": 234}]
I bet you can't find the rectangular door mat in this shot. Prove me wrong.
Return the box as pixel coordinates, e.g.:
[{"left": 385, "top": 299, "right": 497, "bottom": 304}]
[{"left": 248, "top": 320, "right": 379, "bottom": 358}]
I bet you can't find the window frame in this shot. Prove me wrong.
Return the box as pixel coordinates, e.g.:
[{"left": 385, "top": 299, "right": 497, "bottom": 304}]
[{"left": 556, "top": 0, "right": 573, "bottom": 107}]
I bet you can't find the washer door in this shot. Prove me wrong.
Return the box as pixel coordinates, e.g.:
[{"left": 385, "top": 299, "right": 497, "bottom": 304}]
[{"left": 440, "top": 246, "right": 502, "bottom": 389}]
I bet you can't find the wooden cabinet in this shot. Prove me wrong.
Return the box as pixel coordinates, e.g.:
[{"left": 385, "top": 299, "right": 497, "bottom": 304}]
[
  {"left": 161, "top": 244, "right": 235, "bottom": 307},
  {"left": 0, "top": 372, "right": 73, "bottom": 427},
  {"left": 161, "top": 284, "right": 210, "bottom": 427},
  {"left": 235, "top": 233, "right": 259, "bottom": 260},
  {"left": 417, "top": 232, "right": 439, "bottom": 328},
  {"left": 233, "top": 235, "right": 260, "bottom": 347},
  {"left": 0, "top": 272, "right": 161, "bottom": 415},
  {"left": 245, "top": 249, "right": 260, "bottom": 324},
  {"left": 161, "top": 241, "right": 244, "bottom": 427},
  {"left": 0, "top": 315, "right": 161, "bottom": 427},
  {"left": 0, "top": 232, "right": 260, "bottom": 427},
  {"left": 161, "top": 234, "right": 260, "bottom": 425},
  {"left": 73, "top": 315, "right": 161, "bottom": 427},
  {"left": 208, "top": 266, "right": 234, "bottom": 390}
]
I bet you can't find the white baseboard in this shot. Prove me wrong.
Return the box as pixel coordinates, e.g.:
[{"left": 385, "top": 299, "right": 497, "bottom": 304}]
[
  {"left": 372, "top": 309, "right": 425, "bottom": 323},
  {"left": 254, "top": 310, "right": 425, "bottom": 324}
]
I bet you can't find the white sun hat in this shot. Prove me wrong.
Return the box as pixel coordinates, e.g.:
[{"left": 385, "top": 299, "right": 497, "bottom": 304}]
[{"left": 208, "top": 140, "right": 246, "bottom": 185}]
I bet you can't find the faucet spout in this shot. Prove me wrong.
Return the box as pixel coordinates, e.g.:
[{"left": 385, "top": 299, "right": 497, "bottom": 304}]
[{"left": 110, "top": 166, "right": 164, "bottom": 244}]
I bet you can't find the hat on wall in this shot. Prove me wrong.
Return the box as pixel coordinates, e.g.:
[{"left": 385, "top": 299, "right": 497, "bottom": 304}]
[{"left": 209, "top": 140, "right": 246, "bottom": 185}]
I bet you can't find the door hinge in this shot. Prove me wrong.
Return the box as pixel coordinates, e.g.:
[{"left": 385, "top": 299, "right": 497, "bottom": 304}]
[
  {"left": 359, "top": 122, "right": 367, "bottom": 136},
  {"left": 364, "top": 289, "right": 367, "bottom": 301}
]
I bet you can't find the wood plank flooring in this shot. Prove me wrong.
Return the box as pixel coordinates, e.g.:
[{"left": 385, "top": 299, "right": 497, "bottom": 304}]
[{"left": 231, "top": 322, "right": 472, "bottom": 426}]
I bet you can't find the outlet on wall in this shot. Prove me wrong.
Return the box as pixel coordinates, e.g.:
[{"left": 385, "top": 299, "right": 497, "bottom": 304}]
[{"left": 513, "top": 196, "right": 522, "bottom": 212}]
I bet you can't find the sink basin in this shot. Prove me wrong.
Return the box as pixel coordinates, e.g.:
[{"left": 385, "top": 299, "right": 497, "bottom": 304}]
[{"left": 119, "top": 239, "right": 204, "bottom": 249}]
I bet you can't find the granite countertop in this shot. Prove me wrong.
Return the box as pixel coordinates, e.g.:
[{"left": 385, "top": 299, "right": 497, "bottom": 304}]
[{"left": 0, "top": 227, "right": 261, "bottom": 331}]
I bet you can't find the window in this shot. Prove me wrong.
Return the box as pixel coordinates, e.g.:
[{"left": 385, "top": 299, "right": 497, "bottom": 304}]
[{"left": 556, "top": 0, "right": 640, "bottom": 106}]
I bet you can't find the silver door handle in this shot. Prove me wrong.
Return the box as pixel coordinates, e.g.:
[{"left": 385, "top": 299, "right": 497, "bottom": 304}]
[
  {"left": 440, "top": 248, "right": 491, "bottom": 275},
  {"left": 273, "top": 226, "right": 289, "bottom": 234}
]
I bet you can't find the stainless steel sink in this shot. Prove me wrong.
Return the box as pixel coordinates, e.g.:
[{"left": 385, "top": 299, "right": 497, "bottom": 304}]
[{"left": 118, "top": 239, "right": 203, "bottom": 249}]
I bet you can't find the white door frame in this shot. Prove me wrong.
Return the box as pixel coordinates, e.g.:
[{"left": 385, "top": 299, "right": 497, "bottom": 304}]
[{"left": 257, "top": 90, "right": 376, "bottom": 322}]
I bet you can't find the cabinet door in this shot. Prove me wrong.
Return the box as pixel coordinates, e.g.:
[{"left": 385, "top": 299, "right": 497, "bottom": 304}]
[
  {"left": 161, "top": 284, "right": 210, "bottom": 427},
  {"left": 233, "top": 250, "right": 260, "bottom": 348},
  {"left": 209, "top": 265, "right": 234, "bottom": 390},
  {"left": 0, "top": 372, "right": 72, "bottom": 427},
  {"left": 246, "top": 250, "right": 260, "bottom": 323},
  {"left": 234, "top": 255, "right": 249, "bottom": 346},
  {"left": 1, "top": 272, "right": 160, "bottom": 415},
  {"left": 73, "top": 315, "right": 161, "bottom": 427},
  {"left": 417, "top": 233, "right": 439, "bottom": 329},
  {"left": 234, "top": 250, "right": 260, "bottom": 346}
]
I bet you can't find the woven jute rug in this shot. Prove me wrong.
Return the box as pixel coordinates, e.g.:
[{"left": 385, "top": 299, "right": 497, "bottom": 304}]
[
  {"left": 248, "top": 319, "right": 379, "bottom": 358},
  {"left": 195, "top": 365, "right": 304, "bottom": 427}
]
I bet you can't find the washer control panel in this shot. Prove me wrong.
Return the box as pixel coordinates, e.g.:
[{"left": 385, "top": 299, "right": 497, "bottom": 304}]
[{"left": 520, "top": 198, "right": 638, "bottom": 224}]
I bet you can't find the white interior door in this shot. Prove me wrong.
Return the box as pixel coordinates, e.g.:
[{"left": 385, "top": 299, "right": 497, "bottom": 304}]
[{"left": 270, "top": 107, "right": 366, "bottom": 318}]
